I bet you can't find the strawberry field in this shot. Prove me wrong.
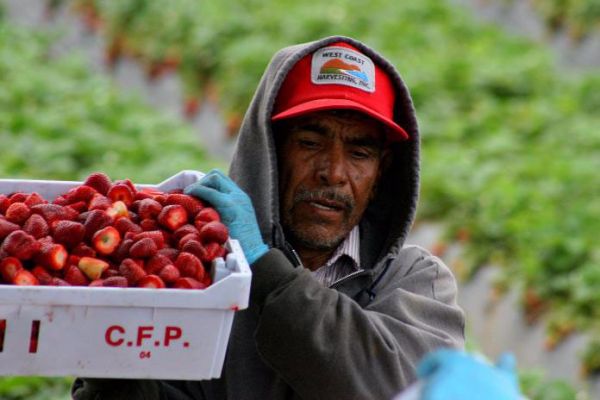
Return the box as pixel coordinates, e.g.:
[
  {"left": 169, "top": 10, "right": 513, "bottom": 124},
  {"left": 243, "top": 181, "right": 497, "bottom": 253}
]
[{"left": 1, "top": 0, "right": 599, "bottom": 398}]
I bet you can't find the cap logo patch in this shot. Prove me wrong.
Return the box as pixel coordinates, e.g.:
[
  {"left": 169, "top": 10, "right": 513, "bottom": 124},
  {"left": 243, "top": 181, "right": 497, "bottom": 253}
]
[{"left": 311, "top": 46, "right": 375, "bottom": 93}]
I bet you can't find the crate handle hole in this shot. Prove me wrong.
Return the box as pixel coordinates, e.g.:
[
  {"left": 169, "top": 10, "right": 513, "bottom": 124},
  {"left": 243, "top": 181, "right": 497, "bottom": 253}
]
[
  {"left": 29, "top": 320, "right": 40, "bottom": 353},
  {"left": 0, "top": 319, "right": 5, "bottom": 352}
]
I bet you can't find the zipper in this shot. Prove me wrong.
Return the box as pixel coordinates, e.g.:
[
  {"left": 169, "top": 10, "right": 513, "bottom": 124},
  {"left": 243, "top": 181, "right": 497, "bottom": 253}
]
[
  {"left": 328, "top": 269, "right": 370, "bottom": 289},
  {"left": 329, "top": 256, "right": 393, "bottom": 290}
]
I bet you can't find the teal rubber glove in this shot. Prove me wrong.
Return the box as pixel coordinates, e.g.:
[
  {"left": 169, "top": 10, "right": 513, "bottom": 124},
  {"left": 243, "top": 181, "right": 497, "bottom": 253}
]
[
  {"left": 184, "top": 169, "right": 269, "bottom": 265},
  {"left": 417, "top": 349, "right": 522, "bottom": 400}
]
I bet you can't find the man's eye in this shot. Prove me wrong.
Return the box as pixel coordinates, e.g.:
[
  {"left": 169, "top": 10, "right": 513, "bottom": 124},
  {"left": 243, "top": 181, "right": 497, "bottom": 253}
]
[
  {"left": 299, "top": 139, "right": 320, "bottom": 149},
  {"left": 350, "top": 149, "right": 371, "bottom": 159}
]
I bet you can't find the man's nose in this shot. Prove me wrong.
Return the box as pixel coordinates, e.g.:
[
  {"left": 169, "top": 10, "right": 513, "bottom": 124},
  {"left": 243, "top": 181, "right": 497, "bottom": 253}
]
[{"left": 316, "top": 146, "right": 347, "bottom": 186}]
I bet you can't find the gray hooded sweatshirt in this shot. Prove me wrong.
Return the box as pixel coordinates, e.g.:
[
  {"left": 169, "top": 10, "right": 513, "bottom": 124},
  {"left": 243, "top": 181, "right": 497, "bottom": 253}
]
[{"left": 72, "top": 35, "right": 464, "bottom": 400}]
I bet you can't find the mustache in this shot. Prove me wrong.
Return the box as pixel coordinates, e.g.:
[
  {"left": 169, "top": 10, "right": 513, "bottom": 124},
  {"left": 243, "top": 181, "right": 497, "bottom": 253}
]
[{"left": 293, "top": 187, "right": 355, "bottom": 210}]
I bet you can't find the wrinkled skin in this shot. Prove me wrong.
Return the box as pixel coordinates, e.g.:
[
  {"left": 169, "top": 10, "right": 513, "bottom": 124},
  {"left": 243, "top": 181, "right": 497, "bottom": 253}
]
[{"left": 275, "top": 110, "right": 389, "bottom": 270}]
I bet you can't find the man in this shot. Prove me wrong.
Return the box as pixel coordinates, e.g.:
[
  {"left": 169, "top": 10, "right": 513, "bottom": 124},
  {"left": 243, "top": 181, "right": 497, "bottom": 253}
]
[{"left": 73, "top": 36, "right": 465, "bottom": 399}]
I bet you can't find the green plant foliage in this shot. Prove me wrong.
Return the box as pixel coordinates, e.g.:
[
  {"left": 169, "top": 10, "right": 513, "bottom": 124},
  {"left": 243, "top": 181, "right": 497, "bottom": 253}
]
[
  {"left": 0, "top": 376, "right": 71, "bottom": 400},
  {"left": 529, "top": 0, "right": 600, "bottom": 39},
  {"left": 520, "top": 369, "right": 584, "bottom": 400},
  {"left": 0, "top": 15, "right": 221, "bottom": 184}
]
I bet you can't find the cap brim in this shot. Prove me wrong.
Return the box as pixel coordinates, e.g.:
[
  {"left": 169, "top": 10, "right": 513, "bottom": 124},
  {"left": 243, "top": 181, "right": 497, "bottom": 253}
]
[{"left": 271, "top": 98, "right": 409, "bottom": 141}]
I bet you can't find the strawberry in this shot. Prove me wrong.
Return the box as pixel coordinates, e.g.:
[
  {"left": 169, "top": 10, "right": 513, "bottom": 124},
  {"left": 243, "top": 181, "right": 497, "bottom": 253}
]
[
  {"left": 133, "top": 230, "right": 166, "bottom": 249},
  {"left": 83, "top": 172, "right": 112, "bottom": 196},
  {"left": 194, "top": 208, "right": 221, "bottom": 230},
  {"left": 129, "top": 237, "right": 158, "bottom": 258},
  {"left": 106, "top": 201, "right": 129, "bottom": 219},
  {"left": 199, "top": 221, "right": 229, "bottom": 245},
  {"left": 68, "top": 254, "right": 81, "bottom": 266},
  {"left": 5, "top": 202, "right": 32, "bottom": 225},
  {"left": 112, "top": 238, "right": 134, "bottom": 262},
  {"left": 128, "top": 211, "right": 140, "bottom": 224},
  {"left": 158, "top": 205, "right": 188, "bottom": 231},
  {"left": 0, "top": 257, "right": 23, "bottom": 283},
  {"left": 103, "top": 276, "right": 128, "bottom": 287},
  {"left": 53, "top": 196, "right": 68, "bottom": 206},
  {"left": 1, "top": 230, "right": 41, "bottom": 260},
  {"left": 113, "top": 178, "right": 137, "bottom": 194},
  {"left": 52, "top": 220, "right": 86, "bottom": 248},
  {"left": 77, "top": 211, "right": 91, "bottom": 223},
  {"left": 175, "top": 252, "right": 205, "bottom": 281},
  {"left": 37, "top": 235, "right": 54, "bottom": 246},
  {"left": 31, "top": 266, "right": 54, "bottom": 285},
  {"left": 67, "top": 201, "right": 88, "bottom": 213},
  {"left": 22, "top": 214, "right": 50, "bottom": 238},
  {"left": 88, "top": 279, "right": 104, "bottom": 287},
  {"left": 145, "top": 254, "right": 172, "bottom": 274},
  {"left": 153, "top": 194, "right": 167, "bottom": 205},
  {"left": 83, "top": 210, "right": 114, "bottom": 241},
  {"left": 137, "top": 188, "right": 163, "bottom": 199},
  {"left": 64, "top": 185, "right": 97, "bottom": 203},
  {"left": 31, "top": 204, "right": 78, "bottom": 223},
  {"left": 24, "top": 192, "right": 47, "bottom": 208},
  {"left": 173, "top": 277, "right": 206, "bottom": 290},
  {"left": 133, "top": 191, "right": 153, "bottom": 201},
  {"left": 0, "top": 194, "right": 11, "bottom": 214},
  {"left": 0, "top": 218, "right": 20, "bottom": 240},
  {"left": 114, "top": 217, "right": 142, "bottom": 235},
  {"left": 140, "top": 218, "right": 158, "bottom": 231},
  {"left": 107, "top": 183, "right": 134, "bottom": 206},
  {"left": 202, "top": 274, "right": 213, "bottom": 287},
  {"left": 137, "top": 198, "right": 163, "bottom": 220},
  {"left": 166, "top": 194, "right": 203, "bottom": 217},
  {"left": 36, "top": 243, "right": 68, "bottom": 270},
  {"left": 71, "top": 243, "right": 96, "bottom": 257},
  {"left": 158, "top": 264, "right": 180, "bottom": 283},
  {"left": 64, "top": 264, "right": 90, "bottom": 286},
  {"left": 12, "top": 269, "right": 39, "bottom": 286},
  {"left": 137, "top": 274, "right": 166, "bottom": 289},
  {"left": 119, "top": 258, "right": 146, "bottom": 285},
  {"left": 88, "top": 193, "right": 112, "bottom": 211},
  {"left": 102, "top": 268, "right": 120, "bottom": 279},
  {"left": 77, "top": 256, "right": 109, "bottom": 280},
  {"left": 178, "top": 232, "right": 201, "bottom": 249},
  {"left": 157, "top": 247, "right": 179, "bottom": 261},
  {"left": 200, "top": 242, "right": 227, "bottom": 264},
  {"left": 181, "top": 239, "right": 206, "bottom": 260},
  {"left": 51, "top": 277, "right": 71, "bottom": 286},
  {"left": 9, "top": 192, "right": 27, "bottom": 203},
  {"left": 92, "top": 226, "right": 121, "bottom": 255},
  {"left": 173, "top": 224, "right": 199, "bottom": 243}
]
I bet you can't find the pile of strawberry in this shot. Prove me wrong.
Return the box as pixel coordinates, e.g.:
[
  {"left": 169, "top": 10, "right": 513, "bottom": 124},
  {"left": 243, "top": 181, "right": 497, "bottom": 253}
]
[{"left": 0, "top": 172, "right": 229, "bottom": 289}]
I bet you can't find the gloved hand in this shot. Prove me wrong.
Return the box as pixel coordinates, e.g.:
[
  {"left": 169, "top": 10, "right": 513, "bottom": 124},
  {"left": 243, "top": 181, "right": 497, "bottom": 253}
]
[
  {"left": 417, "top": 349, "right": 522, "bottom": 400},
  {"left": 185, "top": 169, "right": 269, "bottom": 265}
]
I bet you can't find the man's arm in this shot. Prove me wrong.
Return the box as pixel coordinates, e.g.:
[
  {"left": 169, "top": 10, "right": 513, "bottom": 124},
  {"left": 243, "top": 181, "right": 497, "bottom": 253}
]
[
  {"left": 71, "top": 378, "right": 202, "bottom": 400},
  {"left": 185, "top": 170, "right": 464, "bottom": 399},
  {"left": 250, "top": 246, "right": 465, "bottom": 400}
]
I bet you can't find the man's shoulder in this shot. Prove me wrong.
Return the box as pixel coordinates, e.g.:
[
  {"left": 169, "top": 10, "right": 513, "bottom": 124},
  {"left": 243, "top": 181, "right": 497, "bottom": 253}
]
[{"left": 385, "top": 244, "right": 454, "bottom": 281}]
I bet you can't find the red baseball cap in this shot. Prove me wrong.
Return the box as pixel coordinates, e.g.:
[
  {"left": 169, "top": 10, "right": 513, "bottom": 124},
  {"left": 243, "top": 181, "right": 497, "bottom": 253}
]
[{"left": 272, "top": 42, "right": 409, "bottom": 141}]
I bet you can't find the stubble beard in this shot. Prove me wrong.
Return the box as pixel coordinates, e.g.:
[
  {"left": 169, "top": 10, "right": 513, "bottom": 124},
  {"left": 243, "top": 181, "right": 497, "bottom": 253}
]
[{"left": 281, "top": 187, "right": 357, "bottom": 251}]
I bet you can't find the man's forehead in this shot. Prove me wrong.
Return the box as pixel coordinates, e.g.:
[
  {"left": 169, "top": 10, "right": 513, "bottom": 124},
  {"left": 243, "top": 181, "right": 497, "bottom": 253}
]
[{"left": 278, "top": 110, "right": 387, "bottom": 140}]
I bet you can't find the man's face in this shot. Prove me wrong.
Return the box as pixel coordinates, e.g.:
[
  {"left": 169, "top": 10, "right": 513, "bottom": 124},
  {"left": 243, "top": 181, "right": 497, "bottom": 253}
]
[{"left": 276, "top": 110, "right": 388, "bottom": 253}]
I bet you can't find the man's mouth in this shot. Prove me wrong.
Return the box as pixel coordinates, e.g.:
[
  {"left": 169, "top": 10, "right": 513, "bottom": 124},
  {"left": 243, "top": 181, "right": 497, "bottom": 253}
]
[{"left": 308, "top": 198, "right": 345, "bottom": 211}]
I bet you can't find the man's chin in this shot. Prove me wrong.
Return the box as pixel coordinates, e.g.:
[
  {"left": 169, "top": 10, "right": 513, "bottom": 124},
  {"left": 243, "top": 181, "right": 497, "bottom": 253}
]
[{"left": 285, "top": 224, "right": 347, "bottom": 251}]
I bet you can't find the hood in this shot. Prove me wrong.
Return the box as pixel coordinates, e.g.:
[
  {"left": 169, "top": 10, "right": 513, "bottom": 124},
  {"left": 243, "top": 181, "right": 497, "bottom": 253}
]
[{"left": 229, "top": 36, "right": 420, "bottom": 268}]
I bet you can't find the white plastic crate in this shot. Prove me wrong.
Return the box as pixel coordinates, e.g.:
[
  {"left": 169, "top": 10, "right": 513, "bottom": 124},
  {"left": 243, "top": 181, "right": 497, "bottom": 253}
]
[{"left": 0, "top": 170, "right": 252, "bottom": 380}]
